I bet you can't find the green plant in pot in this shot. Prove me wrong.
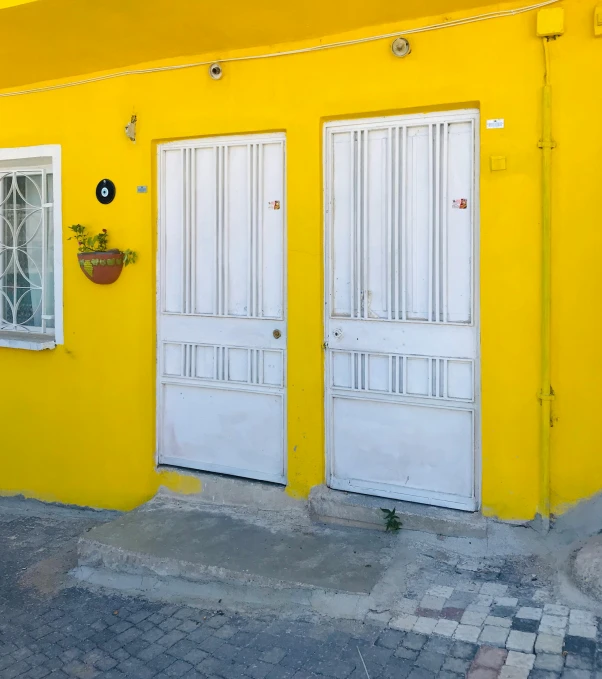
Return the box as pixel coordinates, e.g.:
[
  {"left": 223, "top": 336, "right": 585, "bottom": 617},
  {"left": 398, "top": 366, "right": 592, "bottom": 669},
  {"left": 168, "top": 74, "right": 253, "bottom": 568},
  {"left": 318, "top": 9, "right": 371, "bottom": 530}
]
[{"left": 68, "top": 224, "right": 137, "bottom": 284}]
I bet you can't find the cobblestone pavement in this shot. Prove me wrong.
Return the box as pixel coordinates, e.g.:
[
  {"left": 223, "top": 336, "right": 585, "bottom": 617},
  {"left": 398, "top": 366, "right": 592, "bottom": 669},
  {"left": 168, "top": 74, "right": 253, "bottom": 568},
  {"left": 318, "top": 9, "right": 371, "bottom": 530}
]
[{"left": 1, "top": 500, "right": 601, "bottom": 679}]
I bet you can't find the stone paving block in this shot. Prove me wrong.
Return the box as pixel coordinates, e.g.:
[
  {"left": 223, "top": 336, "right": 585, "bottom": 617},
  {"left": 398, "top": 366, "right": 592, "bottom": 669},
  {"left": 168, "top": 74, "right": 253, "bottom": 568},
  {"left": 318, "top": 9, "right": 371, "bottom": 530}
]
[
  {"left": 423, "top": 636, "right": 453, "bottom": 655},
  {"left": 473, "top": 646, "right": 508, "bottom": 670},
  {"left": 506, "top": 631, "right": 536, "bottom": 653},
  {"left": 516, "top": 607, "right": 543, "bottom": 621},
  {"left": 440, "top": 607, "right": 465, "bottom": 622},
  {"left": 446, "top": 592, "right": 476, "bottom": 607},
  {"left": 567, "top": 625, "right": 597, "bottom": 640},
  {"left": 403, "top": 633, "right": 428, "bottom": 651},
  {"left": 177, "top": 620, "right": 199, "bottom": 634},
  {"left": 544, "top": 605, "right": 569, "bottom": 617},
  {"left": 419, "top": 596, "right": 446, "bottom": 612},
  {"left": 536, "top": 633, "right": 564, "bottom": 654},
  {"left": 541, "top": 615, "right": 568, "bottom": 630},
  {"left": 530, "top": 670, "right": 562, "bottom": 679},
  {"left": 454, "top": 625, "right": 482, "bottom": 643},
  {"left": 433, "top": 619, "right": 458, "bottom": 637},
  {"left": 561, "top": 670, "right": 594, "bottom": 679},
  {"left": 259, "top": 647, "right": 287, "bottom": 665},
  {"left": 390, "top": 615, "right": 418, "bottom": 632},
  {"left": 499, "top": 666, "right": 530, "bottom": 679},
  {"left": 379, "top": 658, "right": 413, "bottom": 679},
  {"left": 407, "top": 668, "right": 437, "bottom": 679},
  {"left": 415, "top": 650, "right": 445, "bottom": 673},
  {"left": 449, "top": 641, "right": 478, "bottom": 660},
  {"left": 26, "top": 667, "right": 52, "bottom": 679},
  {"left": 181, "top": 648, "right": 209, "bottom": 665},
  {"left": 375, "top": 629, "right": 405, "bottom": 649},
  {"left": 397, "top": 599, "right": 419, "bottom": 614},
  {"left": 456, "top": 581, "right": 481, "bottom": 593},
  {"left": 535, "top": 654, "right": 565, "bottom": 672},
  {"left": 365, "top": 611, "right": 393, "bottom": 626},
  {"left": 565, "top": 655, "right": 594, "bottom": 670},
  {"left": 481, "top": 583, "right": 509, "bottom": 597},
  {"left": 496, "top": 598, "right": 519, "bottom": 608},
  {"left": 467, "top": 668, "right": 498, "bottom": 679},
  {"left": 427, "top": 586, "right": 454, "bottom": 599},
  {"left": 394, "top": 646, "right": 419, "bottom": 661},
  {"left": 475, "top": 595, "right": 495, "bottom": 607},
  {"left": 506, "top": 651, "right": 535, "bottom": 670},
  {"left": 413, "top": 618, "right": 438, "bottom": 635},
  {"left": 512, "top": 618, "right": 539, "bottom": 634},
  {"left": 443, "top": 656, "right": 471, "bottom": 674},
  {"left": 485, "top": 616, "right": 512, "bottom": 628},
  {"left": 569, "top": 611, "right": 596, "bottom": 626},
  {"left": 540, "top": 623, "right": 566, "bottom": 637},
  {"left": 480, "top": 626, "right": 510, "bottom": 647},
  {"left": 563, "top": 636, "right": 597, "bottom": 659},
  {"left": 461, "top": 610, "right": 489, "bottom": 627},
  {"left": 533, "top": 590, "right": 552, "bottom": 603}
]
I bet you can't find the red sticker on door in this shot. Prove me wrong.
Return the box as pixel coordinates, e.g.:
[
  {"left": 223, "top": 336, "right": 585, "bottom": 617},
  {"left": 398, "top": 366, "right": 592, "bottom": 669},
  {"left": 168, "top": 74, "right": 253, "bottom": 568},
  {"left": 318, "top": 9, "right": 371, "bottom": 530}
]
[
  {"left": 452, "top": 198, "right": 468, "bottom": 209},
  {"left": 268, "top": 200, "right": 281, "bottom": 210}
]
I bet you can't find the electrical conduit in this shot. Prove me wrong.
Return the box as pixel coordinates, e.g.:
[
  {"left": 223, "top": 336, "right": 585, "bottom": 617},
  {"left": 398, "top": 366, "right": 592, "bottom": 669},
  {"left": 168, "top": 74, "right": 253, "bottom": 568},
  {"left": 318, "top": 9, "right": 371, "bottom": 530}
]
[{"left": 538, "top": 36, "right": 555, "bottom": 531}]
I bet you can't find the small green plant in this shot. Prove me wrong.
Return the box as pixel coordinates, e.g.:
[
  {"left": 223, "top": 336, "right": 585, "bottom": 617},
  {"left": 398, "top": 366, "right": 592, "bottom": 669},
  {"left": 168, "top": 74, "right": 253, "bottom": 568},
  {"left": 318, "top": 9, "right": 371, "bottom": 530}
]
[
  {"left": 68, "top": 224, "right": 138, "bottom": 265},
  {"left": 381, "top": 507, "right": 402, "bottom": 532}
]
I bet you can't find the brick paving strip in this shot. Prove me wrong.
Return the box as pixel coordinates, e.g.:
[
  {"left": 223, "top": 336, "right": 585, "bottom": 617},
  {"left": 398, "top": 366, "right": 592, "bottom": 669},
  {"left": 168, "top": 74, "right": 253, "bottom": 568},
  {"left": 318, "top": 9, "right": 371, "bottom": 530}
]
[{"left": 1, "top": 503, "right": 602, "bottom": 678}]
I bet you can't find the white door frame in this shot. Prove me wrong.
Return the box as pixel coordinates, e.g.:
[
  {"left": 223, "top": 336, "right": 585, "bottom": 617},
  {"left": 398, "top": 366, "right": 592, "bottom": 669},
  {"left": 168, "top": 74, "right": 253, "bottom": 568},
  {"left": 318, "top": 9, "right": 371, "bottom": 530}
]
[
  {"left": 323, "top": 110, "right": 481, "bottom": 510},
  {"left": 156, "top": 133, "right": 288, "bottom": 483}
]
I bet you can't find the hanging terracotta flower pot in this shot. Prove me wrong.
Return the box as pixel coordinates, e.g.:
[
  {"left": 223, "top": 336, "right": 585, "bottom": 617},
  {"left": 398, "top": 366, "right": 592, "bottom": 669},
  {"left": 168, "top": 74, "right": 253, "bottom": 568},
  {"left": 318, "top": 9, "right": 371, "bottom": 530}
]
[
  {"left": 68, "top": 225, "right": 138, "bottom": 285},
  {"left": 77, "top": 250, "right": 124, "bottom": 285}
]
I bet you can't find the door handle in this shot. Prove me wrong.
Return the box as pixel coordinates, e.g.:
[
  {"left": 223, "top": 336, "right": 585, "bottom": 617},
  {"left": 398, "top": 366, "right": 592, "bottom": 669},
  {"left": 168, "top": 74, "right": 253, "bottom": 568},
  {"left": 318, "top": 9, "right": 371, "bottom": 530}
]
[{"left": 273, "top": 329, "right": 282, "bottom": 339}]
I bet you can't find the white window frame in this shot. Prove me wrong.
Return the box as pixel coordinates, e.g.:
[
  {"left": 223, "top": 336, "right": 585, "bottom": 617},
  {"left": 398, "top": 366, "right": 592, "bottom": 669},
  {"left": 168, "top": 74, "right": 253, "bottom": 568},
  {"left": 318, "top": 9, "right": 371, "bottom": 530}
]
[{"left": 0, "top": 144, "right": 63, "bottom": 350}]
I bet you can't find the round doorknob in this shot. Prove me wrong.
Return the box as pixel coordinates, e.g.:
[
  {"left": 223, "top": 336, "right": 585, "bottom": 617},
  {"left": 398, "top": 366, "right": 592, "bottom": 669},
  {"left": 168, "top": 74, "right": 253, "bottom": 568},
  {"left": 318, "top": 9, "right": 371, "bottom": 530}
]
[{"left": 273, "top": 329, "right": 281, "bottom": 339}]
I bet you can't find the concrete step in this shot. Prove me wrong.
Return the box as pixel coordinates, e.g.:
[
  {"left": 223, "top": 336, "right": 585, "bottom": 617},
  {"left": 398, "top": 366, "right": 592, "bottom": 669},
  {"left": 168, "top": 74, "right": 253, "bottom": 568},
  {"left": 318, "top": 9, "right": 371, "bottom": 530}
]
[
  {"left": 75, "top": 494, "right": 395, "bottom": 619},
  {"left": 158, "top": 467, "right": 307, "bottom": 516},
  {"left": 309, "top": 485, "right": 487, "bottom": 539}
]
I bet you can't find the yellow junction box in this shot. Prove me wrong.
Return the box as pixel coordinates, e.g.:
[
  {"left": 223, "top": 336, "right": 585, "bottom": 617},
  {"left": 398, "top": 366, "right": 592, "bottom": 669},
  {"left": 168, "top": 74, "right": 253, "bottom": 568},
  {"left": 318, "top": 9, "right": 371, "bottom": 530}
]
[{"left": 537, "top": 7, "right": 565, "bottom": 37}]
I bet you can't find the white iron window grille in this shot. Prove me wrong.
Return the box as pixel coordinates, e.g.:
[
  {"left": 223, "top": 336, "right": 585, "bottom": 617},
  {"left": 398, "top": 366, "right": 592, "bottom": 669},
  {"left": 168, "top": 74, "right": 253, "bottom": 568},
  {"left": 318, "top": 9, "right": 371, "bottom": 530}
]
[{"left": 0, "top": 168, "right": 54, "bottom": 334}]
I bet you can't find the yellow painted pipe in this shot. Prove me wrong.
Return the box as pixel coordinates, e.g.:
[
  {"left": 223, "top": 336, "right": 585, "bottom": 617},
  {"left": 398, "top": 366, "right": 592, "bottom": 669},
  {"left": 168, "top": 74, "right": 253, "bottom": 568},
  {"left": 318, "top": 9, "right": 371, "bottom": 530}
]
[{"left": 539, "top": 37, "right": 555, "bottom": 530}]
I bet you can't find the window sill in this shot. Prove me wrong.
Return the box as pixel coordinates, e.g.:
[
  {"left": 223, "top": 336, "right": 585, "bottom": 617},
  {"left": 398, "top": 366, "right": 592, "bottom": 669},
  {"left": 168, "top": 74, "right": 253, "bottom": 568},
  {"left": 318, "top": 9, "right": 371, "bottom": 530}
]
[{"left": 0, "top": 331, "right": 56, "bottom": 351}]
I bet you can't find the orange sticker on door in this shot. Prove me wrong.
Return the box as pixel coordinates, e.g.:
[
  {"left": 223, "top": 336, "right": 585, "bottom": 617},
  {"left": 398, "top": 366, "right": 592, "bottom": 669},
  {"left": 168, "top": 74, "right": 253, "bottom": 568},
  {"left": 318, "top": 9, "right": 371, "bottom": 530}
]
[
  {"left": 452, "top": 199, "right": 468, "bottom": 209},
  {"left": 268, "top": 200, "right": 281, "bottom": 210}
]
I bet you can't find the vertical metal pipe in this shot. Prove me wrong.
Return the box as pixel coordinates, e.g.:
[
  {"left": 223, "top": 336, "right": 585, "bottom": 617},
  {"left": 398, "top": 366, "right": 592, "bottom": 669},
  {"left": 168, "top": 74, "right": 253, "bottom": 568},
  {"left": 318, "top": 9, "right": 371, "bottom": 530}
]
[{"left": 539, "top": 37, "right": 555, "bottom": 531}]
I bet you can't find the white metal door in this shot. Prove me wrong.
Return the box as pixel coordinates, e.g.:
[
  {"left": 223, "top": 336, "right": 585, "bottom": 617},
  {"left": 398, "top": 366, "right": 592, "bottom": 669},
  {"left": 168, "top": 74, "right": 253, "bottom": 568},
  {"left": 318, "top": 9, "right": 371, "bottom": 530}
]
[
  {"left": 158, "top": 133, "right": 286, "bottom": 484},
  {"left": 324, "top": 111, "right": 479, "bottom": 510}
]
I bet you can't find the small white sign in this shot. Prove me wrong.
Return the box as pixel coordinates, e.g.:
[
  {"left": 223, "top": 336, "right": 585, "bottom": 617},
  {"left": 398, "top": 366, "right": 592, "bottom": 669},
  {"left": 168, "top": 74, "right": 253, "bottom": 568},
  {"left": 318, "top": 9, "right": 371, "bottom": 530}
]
[{"left": 486, "top": 118, "right": 505, "bottom": 129}]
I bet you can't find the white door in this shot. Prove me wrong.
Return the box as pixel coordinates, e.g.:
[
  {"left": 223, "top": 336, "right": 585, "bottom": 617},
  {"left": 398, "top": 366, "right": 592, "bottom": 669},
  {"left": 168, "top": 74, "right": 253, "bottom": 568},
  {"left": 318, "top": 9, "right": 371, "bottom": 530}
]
[
  {"left": 324, "top": 111, "right": 479, "bottom": 511},
  {"left": 158, "top": 133, "right": 287, "bottom": 484}
]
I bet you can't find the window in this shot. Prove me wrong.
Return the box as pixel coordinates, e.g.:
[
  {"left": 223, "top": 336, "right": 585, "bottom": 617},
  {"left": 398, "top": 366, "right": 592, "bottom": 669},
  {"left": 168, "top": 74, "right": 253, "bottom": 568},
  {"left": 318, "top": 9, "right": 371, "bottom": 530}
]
[{"left": 0, "top": 146, "right": 62, "bottom": 349}]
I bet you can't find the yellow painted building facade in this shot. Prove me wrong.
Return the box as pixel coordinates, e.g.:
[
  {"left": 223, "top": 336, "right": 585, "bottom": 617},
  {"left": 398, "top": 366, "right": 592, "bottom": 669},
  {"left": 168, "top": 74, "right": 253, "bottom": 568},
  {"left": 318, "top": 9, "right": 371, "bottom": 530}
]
[{"left": 0, "top": 0, "right": 600, "bottom": 520}]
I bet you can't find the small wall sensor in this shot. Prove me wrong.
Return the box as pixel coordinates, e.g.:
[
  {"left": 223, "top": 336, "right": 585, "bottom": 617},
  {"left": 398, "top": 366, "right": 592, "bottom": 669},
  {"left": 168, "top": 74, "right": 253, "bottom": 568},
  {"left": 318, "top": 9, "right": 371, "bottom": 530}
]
[
  {"left": 391, "top": 37, "right": 411, "bottom": 58},
  {"left": 209, "top": 63, "right": 223, "bottom": 80}
]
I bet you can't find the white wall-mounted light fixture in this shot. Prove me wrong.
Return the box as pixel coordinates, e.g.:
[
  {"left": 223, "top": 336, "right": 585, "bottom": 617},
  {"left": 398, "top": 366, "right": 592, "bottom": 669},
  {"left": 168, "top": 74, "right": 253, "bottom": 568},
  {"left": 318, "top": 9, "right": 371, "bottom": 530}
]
[{"left": 391, "top": 37, "right": 411, "bottom": 57}]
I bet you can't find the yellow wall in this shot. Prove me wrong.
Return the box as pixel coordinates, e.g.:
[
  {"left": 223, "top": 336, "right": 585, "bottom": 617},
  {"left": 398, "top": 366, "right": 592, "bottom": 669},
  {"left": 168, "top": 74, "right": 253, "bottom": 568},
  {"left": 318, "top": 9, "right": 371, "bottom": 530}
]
[{"left": 0, "top": 0, "right": 600, "bottom": 519}]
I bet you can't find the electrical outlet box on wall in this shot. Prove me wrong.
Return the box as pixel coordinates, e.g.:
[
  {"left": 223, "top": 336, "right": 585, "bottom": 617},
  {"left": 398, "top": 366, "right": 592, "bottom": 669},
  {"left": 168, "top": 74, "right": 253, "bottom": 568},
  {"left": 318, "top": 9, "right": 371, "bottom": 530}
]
[{"left": 537, "top": 7, "right": 565, "bottom": 37}]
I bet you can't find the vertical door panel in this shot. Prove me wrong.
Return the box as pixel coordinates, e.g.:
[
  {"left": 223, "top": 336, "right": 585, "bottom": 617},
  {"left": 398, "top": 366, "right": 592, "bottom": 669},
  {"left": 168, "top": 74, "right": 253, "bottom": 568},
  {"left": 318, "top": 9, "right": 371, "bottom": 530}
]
[
  {"left": 158, "top": 134, "right": 286, "bottom": 484},
  {"left": 260, "top": 141, "right": 285, "bottom": 320},
  {"left": 194, "top": 146, "right": 218, "bottom": 315},
  {"left": 325, "top": 112, "right": 478, "bottom": 511},
  {"left": 226, "top": 144, "right": 251, "bottom": 317}
]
